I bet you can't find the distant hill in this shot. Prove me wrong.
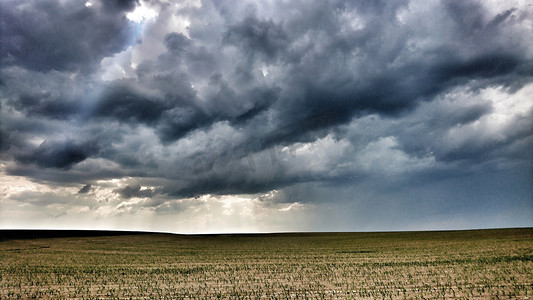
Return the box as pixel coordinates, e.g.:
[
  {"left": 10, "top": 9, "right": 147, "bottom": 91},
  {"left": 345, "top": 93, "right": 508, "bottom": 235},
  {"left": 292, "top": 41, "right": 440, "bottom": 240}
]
[
  {"left": 0, "top": 229, "right": 155, "bottom": 241},
  {"left": 2, "top": 227, "right": 531, "bottom": 241}
]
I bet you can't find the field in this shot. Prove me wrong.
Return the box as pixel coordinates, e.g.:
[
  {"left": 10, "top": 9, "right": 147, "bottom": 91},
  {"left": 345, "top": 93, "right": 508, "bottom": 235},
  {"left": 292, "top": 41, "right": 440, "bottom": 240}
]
[{"left": 1, "top": 228, "right": 532, "bottom": 299}]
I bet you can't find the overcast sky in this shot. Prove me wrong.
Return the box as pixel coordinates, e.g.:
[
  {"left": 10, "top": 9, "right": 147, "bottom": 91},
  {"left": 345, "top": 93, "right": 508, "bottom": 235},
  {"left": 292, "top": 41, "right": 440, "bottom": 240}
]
[{"left": 0, "top": 0, "right": 532, "bottom": 233}]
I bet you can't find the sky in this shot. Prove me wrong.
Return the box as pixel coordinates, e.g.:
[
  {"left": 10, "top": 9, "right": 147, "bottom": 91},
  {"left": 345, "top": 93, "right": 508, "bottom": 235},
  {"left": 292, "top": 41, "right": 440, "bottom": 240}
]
[{"left": 0, "top": 0, "right": 532, "bottom": 233}]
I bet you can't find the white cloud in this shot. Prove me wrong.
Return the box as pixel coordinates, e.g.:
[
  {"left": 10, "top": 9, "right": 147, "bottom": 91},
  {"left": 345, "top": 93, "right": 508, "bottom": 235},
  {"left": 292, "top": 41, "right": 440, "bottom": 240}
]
[{"left": 127, "top": 2, "right": 158, "bottom": 24}]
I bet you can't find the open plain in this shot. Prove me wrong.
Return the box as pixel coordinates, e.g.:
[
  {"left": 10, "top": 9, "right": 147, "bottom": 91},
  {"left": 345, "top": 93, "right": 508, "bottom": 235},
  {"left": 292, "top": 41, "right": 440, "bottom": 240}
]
[{"left": 1, "top": 228, "right": 532, "bottom": 299}]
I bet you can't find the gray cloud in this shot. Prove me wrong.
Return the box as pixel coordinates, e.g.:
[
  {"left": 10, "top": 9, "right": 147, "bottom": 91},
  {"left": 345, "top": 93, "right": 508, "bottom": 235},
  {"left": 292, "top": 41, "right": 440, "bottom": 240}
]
[{"left": 114, "top": 184, "right": 159, "bottom": 199}]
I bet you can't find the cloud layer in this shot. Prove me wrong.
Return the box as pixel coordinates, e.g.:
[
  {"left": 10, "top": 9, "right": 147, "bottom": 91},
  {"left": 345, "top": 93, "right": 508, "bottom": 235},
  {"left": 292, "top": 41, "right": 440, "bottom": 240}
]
[{"left": 1, "top": 0, "right": 532, "bottom": 232}]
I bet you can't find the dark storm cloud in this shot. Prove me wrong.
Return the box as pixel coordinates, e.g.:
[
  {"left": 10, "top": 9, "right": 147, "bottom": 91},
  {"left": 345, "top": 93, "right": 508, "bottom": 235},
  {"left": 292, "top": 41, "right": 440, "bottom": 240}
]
[
  {"left": 78, "top": 184, "right": 92, "bottom": 194},
  {"left": 94, "top": 0, "right": 531, "bottom": 152},
  {"left": 435, "top": 54, "right": 521, "bottom": 81},
  {"left": 0, "top": 0, "right": 137, "bottom": 73},
  {"left": 223, "top": 16, "right": 289, "bottom": 61},
  {"left": 94, "top": 80, "right": 173, "bottom": 125},
  {"left": 162, "top": 169, "right": 305, "bottom": 199},
  {"left": 100, "top": 29, "right": 284, "bottom": 143},
  {"left": 0, "top": 67, "right": 89, "bottom": 120},
  {"left": 0, "top": 0, "right": 532, "bottom": 211},
  {"left": 17, "top": 96, "right": 77, "bottom": 120},
  {"left": 14, "top": 140, "right": 100, "bottom": 169},
  {"left": 104, "top": 0, "right": 139, "bottom": 11},
  {"left": 184, "top": 0, "right": 530, "bottom": 157}
]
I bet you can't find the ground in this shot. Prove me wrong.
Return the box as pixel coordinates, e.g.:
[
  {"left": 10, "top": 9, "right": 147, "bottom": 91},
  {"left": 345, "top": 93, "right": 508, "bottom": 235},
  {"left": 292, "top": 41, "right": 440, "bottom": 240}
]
[{"left": 1, "top": 228, "right": 532, "bottom": 299}]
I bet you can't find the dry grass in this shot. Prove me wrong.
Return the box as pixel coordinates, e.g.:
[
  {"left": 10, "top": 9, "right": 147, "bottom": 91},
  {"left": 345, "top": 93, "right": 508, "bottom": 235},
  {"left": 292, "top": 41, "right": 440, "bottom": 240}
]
[{"left": 1, "top": 228, "right": 532, "bottom": 299}]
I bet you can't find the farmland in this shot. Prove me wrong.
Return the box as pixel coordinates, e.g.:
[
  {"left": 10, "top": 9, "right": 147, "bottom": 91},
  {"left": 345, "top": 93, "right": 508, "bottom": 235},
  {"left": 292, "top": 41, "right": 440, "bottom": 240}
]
[{"left": 1, "top": 228, "right": 532, "bottom": 299}]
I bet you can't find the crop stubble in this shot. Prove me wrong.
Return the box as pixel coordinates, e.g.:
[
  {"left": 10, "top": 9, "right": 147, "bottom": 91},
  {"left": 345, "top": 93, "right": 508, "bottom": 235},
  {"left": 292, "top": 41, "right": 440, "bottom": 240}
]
[{"left": 0, "top": 228, "right": 532, "bottom": 298}]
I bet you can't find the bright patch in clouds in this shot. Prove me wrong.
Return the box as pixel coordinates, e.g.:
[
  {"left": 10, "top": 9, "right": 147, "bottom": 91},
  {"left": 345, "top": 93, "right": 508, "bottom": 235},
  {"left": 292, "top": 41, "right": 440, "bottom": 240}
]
[{"left": 127, "top": 2, "right": 158, "bottom": 23}]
